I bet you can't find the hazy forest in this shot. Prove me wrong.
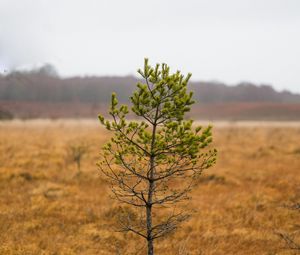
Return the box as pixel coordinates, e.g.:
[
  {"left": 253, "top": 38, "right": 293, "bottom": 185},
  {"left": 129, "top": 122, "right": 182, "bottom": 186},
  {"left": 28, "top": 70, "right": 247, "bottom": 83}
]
[{"left": 1, "top": 65, "right": 300, "bottom": 120}]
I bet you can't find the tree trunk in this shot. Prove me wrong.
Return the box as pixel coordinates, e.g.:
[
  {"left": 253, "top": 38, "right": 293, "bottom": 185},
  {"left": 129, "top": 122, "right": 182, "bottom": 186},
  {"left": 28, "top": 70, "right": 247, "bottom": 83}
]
[
  {"left": 146, "top": 108, "right": 158, "bottom": 255},
  {"left": 146, "top": 180, "right": 154, "bottom": 255},
  {"left": 147, "top": 237, "right": 154, "bottom": 255},
  {"left": 77, "top": 160, "right": 81, "bottom": 175}
]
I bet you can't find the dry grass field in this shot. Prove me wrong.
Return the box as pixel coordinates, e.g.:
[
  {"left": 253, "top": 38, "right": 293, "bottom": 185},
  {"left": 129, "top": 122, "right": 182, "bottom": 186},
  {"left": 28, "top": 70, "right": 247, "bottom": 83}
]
[{"left": 0, "top": 120, "right": 299, "bottom": 255}]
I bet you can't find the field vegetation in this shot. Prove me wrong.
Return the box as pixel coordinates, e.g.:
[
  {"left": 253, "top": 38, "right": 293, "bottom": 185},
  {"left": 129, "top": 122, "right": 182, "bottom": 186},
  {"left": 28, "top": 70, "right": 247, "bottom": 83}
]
[{"left": 0, "top": 120, "right": 299, "bottom": 254}]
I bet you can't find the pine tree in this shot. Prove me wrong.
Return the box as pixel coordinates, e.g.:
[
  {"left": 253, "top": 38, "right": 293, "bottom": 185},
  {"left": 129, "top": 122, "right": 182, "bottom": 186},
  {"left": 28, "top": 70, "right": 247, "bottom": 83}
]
[{"left": 98, "top": 58, "right": 217, "bottom": 255}]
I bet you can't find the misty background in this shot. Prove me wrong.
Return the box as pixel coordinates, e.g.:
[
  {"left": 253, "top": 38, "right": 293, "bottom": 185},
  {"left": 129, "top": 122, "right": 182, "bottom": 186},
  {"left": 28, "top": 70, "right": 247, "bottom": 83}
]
[
  {"left": 0, "top": 0, "right": 300, "bottom": 93},
  {"left": 1, "top": 0, "right": 300, "bottom": 120}
]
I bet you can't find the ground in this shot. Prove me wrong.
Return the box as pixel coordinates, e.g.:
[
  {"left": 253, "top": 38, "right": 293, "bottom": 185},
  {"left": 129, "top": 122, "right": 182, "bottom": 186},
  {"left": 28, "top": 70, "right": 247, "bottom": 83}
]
[{"left": 0, "top": 120, "right": 299, "bottom": 255}]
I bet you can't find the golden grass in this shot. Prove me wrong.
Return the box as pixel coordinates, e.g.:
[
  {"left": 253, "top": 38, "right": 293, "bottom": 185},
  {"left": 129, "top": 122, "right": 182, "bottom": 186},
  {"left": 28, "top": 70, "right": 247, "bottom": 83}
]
[{"left": 0, "top": 120, "right": 299, "bottom": 255}]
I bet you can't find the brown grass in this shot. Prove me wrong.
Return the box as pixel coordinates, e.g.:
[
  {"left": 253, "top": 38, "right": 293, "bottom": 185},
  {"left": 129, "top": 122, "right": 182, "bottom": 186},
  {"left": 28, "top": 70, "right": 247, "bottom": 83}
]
[{"left": 0, "top": 120, "right": 299, "bottom": 254}]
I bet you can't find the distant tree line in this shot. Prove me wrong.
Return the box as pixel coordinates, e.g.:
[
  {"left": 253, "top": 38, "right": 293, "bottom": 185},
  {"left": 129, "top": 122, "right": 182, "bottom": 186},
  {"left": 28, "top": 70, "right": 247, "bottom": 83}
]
[
  {"left": 0, "top": 107, "right": 13, "bottom": 120},
  {"left": 0, "top": 66, "right": 299, "bottom": 104}
]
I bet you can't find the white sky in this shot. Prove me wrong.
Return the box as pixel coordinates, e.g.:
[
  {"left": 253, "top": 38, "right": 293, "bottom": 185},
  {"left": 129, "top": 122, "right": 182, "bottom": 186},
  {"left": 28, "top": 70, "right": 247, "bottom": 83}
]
[{"left": 0, "top": 0, "right": 300, "bottom": 92}]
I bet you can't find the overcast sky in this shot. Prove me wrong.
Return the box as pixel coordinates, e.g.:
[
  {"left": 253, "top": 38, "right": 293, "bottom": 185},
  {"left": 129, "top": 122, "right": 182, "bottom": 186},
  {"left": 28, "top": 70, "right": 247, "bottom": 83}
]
[{"left": 0, "top": 0, "right": 299, "bottom": 92}]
